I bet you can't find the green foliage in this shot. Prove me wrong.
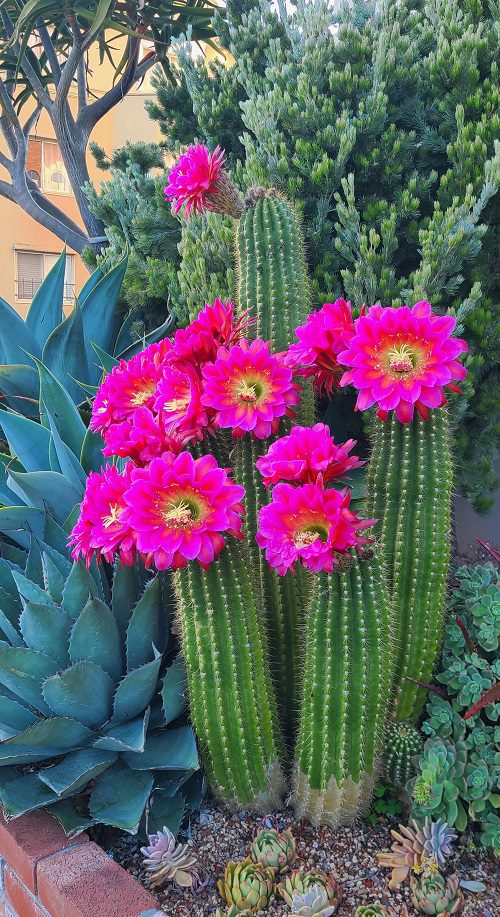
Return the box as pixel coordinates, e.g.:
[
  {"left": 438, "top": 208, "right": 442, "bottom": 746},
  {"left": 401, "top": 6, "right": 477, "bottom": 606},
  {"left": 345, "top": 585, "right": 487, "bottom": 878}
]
[
  {"left": 364, "top": 782, "right": 404, "bottom": 825},
  {"left": 409, "top": 736, "right": 468, "bottom": 831},
  {"left": 412, "top": 564, "right": 500, "bottom": 854},
  {"left": 149, "top": 0, "right": 500, "bottom": 508}
]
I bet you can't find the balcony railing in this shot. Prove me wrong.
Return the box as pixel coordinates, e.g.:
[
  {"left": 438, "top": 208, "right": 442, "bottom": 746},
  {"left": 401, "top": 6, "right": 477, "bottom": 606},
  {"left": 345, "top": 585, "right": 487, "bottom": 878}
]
[{"left": 15, "top": 279, "right": 75, "bottom": 302}]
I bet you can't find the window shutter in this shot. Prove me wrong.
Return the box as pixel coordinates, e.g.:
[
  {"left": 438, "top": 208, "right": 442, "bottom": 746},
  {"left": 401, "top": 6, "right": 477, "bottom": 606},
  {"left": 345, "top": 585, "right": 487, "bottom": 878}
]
[{"left": 16, "top": 252, "right": 43, "bottom": 300}]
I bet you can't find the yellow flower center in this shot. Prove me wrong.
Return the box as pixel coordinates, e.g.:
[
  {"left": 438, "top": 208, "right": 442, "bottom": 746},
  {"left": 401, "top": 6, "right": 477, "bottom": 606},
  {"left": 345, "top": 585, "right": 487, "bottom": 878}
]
[
  {"left": 294, "top": 530, "right": 320, "bottom": 548},
  {"left": 163, "top": 396, "right": 190, "bottom": 414},
  {"left": 130, "top": 381, "right": 156, "bottom": 406},
  {"left": 103, "top": 503, "right": 122, "bottom": 528},
  {"left": 387, "top": 343, "right": 414, "bottom": 373},
  {"left": 236, "top": 379, "right": 259, "bottom": 403},
  {"left": 163, "top": 499, "right": 195, "bottom": 527}
]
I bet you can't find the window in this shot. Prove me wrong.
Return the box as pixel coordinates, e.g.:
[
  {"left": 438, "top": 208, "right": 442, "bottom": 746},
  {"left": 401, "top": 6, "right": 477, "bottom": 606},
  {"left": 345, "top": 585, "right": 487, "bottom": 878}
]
[
  {"left": 27, "top": 138, "right": 71, "bottom": 195},
  {"left": 16, "top": 251, "right": 75, "bottom": 303}
]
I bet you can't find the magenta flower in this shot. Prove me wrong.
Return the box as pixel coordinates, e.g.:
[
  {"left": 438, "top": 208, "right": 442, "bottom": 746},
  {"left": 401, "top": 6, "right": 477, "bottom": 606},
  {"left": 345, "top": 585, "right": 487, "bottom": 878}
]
[
  {"left": 121, "top": 451, "right": 246, "bottom": 570},
  {"left": 288, "top": 298, "right": 355, "bottom": 395},
  {"left": 256, "top": 423, "right": 363, "bottom": 487},
  {"left": 102, "top": 407, "right": 193, "bottom": 465},
  {"left": 172, "top": 298, "right": 251, "bottom": 368},
  {"left": 164, "top": 144, "right": 225, "bottom": 217},
  {"left": 69, "top": 464, "right": 136, "bottom": 566},
  {"left": 338, "top": 301, "right": 468, "bottom": 422},
  {"left": 201, "top": 339, "right": 300, "bottom": 439},
  {"left": 256, "top": 482, "right": 374, "bottom": 575},
  {"left": 90, "top": 340, "right": 172, "bottom": 435},
  {"left": 154, "top": 362, "right": 208, "bottom": 440}
]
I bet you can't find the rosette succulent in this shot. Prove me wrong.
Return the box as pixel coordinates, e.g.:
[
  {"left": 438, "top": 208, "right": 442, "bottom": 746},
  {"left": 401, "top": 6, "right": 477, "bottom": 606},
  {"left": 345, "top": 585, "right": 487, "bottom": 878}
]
[
  {"left": 377, "top": 818, "right": 456, "bottom": 888},
  {"left": 277, "top": 870, "right": 341, "bottom": 912},
  {"left": 354, "top": 906, "right": 389, "bottom": 917},
  {"left": 410, "top": 870, "right": 463, "bottom": 916},
  {"left": 141, "top": 825, "right": 198, "bottom": 889},
  {"left": 408, "top": 738, "right": 468, "bottom": 830},
  {"left": 249, "top": 827, "right": 296, "bottom": 873},
  {"left": 290, "top": 884, "right": 339, "bottom": 916},
  {"left": 217, "top": 858, "right": 275, "bottom": 912}
]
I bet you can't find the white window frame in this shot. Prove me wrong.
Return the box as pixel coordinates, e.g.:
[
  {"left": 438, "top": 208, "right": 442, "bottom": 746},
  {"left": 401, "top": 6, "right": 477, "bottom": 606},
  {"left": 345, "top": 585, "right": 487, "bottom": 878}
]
[
  {"left": 15, "top": 250, "right": 76, "bottom": 304},
  {"left": 40, "top": 139, "right": 72, "bottom": 196}
]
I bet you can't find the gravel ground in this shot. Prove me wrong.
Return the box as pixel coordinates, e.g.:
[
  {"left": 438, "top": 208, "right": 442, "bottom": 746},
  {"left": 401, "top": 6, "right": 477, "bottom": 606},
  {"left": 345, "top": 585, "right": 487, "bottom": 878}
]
[{"left": 108, "top": 802, "right": 499, "bottom": 916}]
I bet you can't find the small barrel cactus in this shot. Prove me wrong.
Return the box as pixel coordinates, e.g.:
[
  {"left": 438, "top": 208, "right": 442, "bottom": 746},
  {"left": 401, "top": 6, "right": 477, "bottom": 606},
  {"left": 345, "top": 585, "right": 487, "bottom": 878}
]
[
  {"left": 140, "top": 826, "right": 198, "bottom": 889},
  {"left": 410, "top": 870, "right": 464, "bottom": 916},
  {"left": 354, "top": 906, "right": 389, "bottom": 917},
  {"left": 277, "top": 870, "right": 341, "bottom": 912},
  {"left": 217, "top": 858, "right": 275, "bottom": 912},
  {"left": 249, "top": 827, "right": 296, "bottom": 874},
  {"left": 385, "top": 722, "right": 423, "bottom": 786}
]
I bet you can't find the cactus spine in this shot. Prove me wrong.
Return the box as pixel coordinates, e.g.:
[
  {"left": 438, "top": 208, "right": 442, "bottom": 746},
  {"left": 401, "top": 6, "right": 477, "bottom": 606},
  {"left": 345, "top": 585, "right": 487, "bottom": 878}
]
[
  {"left": 384, "top": 722, "right": 422, "bottom": 787},
  {"left": 293, "top": 554, "right": 393, "bottom": 825},
  {"left": 175, "top": 537, "right": 285, "bottom": 811},
  {"left": 235, "top": 190, "right": 314, "bottom": 735},
  {"left": 366, "top": 410, "right": 453, "bottom": 721}
]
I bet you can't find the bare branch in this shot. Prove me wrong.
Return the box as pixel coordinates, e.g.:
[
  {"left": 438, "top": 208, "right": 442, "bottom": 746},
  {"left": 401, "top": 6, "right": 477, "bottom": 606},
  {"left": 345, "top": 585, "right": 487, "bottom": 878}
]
[
  {"left": 0, "top": 149, "right": 12, "bottom": 172},
  {"left": 77, "top": 55, "right": 87, "bottom": 112},
  {"left": 22, "top": 101, "right": 42, "bottom": 137},
  {"left": 79, "top": 37, "right": 141, "bottom": 131},
  {"left": 0, "top": 177, "right": 16, "bottom": 201},
  {"left": 36, "top": 20, "right": 61, "bottom": 84},
  {"left": 0, "top": 75, "right": 23, "bottom": 150}
]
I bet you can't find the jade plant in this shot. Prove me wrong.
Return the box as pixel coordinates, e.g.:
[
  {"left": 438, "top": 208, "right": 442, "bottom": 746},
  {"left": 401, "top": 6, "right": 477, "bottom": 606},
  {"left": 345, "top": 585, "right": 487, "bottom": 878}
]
[{"left": 68, "top": 142, "right": 469, "bottom": 829}]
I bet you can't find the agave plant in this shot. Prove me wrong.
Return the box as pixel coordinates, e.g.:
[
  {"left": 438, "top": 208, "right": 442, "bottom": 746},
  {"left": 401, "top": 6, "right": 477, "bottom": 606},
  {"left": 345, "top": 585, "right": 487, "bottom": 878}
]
[
  {"left": 249, "top": 827, "right": 296, "bottom": 874},
  {"left": 0, "top": 534, "right": 198, "bottom": 835},
  {"left": 377, "top": 818, "right": 457, "bottom": 889},
  {"left": 410, "top": 870, "right": 464, "bottom": 916},
  {"left": 217, "top": 858, "right": 275, "bottom": 912},
  {"left": 0, "top": 250, "right": 174, "bottom": 419},
  {"left": 141, "top": 825, "right": 199, "bottom": 889}
]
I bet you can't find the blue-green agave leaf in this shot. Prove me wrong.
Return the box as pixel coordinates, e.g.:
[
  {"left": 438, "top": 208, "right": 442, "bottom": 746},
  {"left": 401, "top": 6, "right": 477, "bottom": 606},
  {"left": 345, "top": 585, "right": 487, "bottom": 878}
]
[
  {"left": 43, "top": 661, "right": 114, "bottom": 729},
  {"left": 161, "top": 656, "right": 187, "bottom": 725},
  {"left": 46, "top": 800, "right": 96, "bottom": 837},
  {"left": 39, "top": 747, "right": 117, "bottom": 796},
  {"left": 81, "top": 257, "right": 127, "bottom": 383},
  {"left": 61, "top": 562, "right": 101, "bottom": 619},
  {"left": 0, "top": 647, "right": 60, "bottom": 716},
  {"left": 89, "top": 761, "right": 153, "bottom": 833},
  {"left": 0, "top": 717, "right": 95, "bottom": 766},
  {"left": 42, "top": 299, "right": 91, "bottom": 404},
  {"left": 69, "top": 597, "right": 122, "bottom": 682},
  {"left": 0, "top": 694, "right": 39, "bottom": 739},
  {"left": 46, "top": 414, "right": 87, "bottom": 491},
  {"left": 0, "top": 772, "right": 60, "bottom": 816},
  {"left": 111, "top": 563, "right": 144, "bottom": 642},
  {"left": 0, "top": 297, "right": 42, "bottom": 365},
  {"left": 0, "top": 364, "right": 39, "bottom": 416},
  {"left": 93, "top": 710, "right": 149, "bottom": 753},
  {"left": 11, "top": 570, "right": 58, "bottom": 608},
  {"left": 25, "top": 249, "right": 65, "bottom": 346},
  {"left": 80, "top": 426, "right": 106, "bottom": 475},
  {"left": 90, "top": 342, "right": 119, "bottom": 374},
  {"left": 7, "top": 471, "right": 81, "bottom": 525},
  {"left": 77, "top": 266, "right": 103, "bottom": 305},
  {"left": 124, "top": 727, "right": 198, "bottom": 772},
  {"left": 0, "top": 507, "right": 46, "bottom": 545},
  {"left": 0, "top": 412, "right": 51, "bottom": 471},
  {"left": 35, "top": 360, "right": 86, "bottom": 457},
  {"left": 126, "top": 577, "right": 161, "bottom": 672},
  {"left": 19, "top": 602, "right": 71, "bottom": 667},
  {"left": 146, "top": 789, "right": 185, "bottom": 839},
  {"left": 111, "top": 651, "right": 162, "bottom": 724},
  {"left": 118, "top": 312, "right": 175, "bottom": 361}
]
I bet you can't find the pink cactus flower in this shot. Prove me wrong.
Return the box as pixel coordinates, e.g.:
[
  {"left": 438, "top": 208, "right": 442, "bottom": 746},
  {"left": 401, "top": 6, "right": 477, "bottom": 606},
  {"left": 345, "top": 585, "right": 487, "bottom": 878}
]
[
  {"left": 90, "top": 340, "right": 172, "bottom": 435},
  {"left": 172, "top": 298, "right": 252, "bottom": 368},
  {"left": 255, "top": 423, "right": 363, "bottom": 487},
  {"left": 69, "top": 464, "right": 136, "bottom": 566},
  {"left": 154, "top": 362, "right": 208, "bottom": 439},
  {"left": 164, "top": 143, "right": 225, "bottom": 217},
  {"left": 257, "top": 482, "right": 374, "bottom": 575},
  {"left": 288, "top": 298, "right": 356, "bottom": 395},
  {"left": 201, "top": 339, "right": 300, "bottom": 439},
  {"left": 121, "top": 451, "right": 246, "bottom": 570},
  {"left": 101, "top": 407, "right": 193, "bottom": 465},
  {"left": 338, "top": 301, "right": 468, "bottom": 422}
]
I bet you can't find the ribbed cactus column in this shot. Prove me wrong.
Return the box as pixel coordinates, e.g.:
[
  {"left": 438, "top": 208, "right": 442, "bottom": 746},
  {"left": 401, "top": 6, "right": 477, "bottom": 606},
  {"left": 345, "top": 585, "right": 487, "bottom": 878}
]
[
  {"left": 366, "top": 409, "right": 453, "bottom": 721},
  {"left": 174, "top": 537, "right": 285, "bottom": 812},
  {"left": 235, "top": 189, "right": 314, "bottom": 737},
  {"left": 293, "top": 553, "right": 393, "bottom": 825}
]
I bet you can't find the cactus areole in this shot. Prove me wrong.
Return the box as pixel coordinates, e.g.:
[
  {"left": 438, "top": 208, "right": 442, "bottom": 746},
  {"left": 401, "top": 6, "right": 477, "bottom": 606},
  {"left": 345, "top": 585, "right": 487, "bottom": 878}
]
[{"left": 69, "top": 142, "right": 468, "bottom": 823}]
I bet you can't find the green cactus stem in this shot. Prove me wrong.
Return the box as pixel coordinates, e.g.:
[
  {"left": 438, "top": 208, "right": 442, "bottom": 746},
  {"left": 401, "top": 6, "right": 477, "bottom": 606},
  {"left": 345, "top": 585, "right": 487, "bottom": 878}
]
[
  {"left": 385, "top": 722, "right": 422, "bottom": 787},
  {"left": 234, "top": 189, "right": 314, "bottom": 737},
  {"left": 293, "top": 553, "right": 393, "bottom": 826},
  {"left": 366, "top": 409, "right": 453, "bottom": 721},
  {"left": 174, "top": 537, "right": 285, "bottom": 812}
]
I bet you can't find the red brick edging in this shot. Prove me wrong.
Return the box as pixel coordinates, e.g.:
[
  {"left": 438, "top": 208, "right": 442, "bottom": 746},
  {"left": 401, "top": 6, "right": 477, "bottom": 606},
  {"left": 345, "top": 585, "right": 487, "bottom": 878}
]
[{"left": 0, "top": 808, "right": 161, "bottom": 917}]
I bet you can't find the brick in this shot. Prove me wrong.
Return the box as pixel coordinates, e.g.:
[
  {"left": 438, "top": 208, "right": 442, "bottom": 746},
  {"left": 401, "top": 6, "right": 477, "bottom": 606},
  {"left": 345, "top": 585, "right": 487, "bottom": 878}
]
[
  {"left": 37, "top": 842, "right": 158, "bottom": 917},
  {"left": 5, "top": 867, "right": 47, "bottom": 917},
  {"left": 0, "top": 809, "right": 88, "bottom": 893}
]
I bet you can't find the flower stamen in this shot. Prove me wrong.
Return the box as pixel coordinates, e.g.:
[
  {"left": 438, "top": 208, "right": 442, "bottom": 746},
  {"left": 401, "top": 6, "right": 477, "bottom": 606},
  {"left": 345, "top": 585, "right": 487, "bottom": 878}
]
[
  {"left": 103, "top": 503, "right": 122, "bottom": 528},
  {"left": 163, "top": 499, "right": 195, "bottom": 527},
  {"left": 388, "top": 343, "right": 414, "bottom": 374}
]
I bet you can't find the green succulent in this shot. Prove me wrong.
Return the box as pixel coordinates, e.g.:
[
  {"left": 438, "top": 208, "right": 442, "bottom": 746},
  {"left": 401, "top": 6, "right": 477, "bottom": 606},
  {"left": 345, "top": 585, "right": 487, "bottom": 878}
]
[
  {"left": 217, "top": 858, "right": 275, "bottom": 913},
  {"left": 249, "top": 827, "right": 296, "bottom": 874},
  {"left": 0, "top": 537, "right": 198, "bottom": 835},
  {"left": 421, "top": 697, "right": 461, "bottom": 742},
  {"left": 408, "top": 738, "right": 468, "bottom": 831},
  {"left": 480, "top": 812, "right": 500, "bottom": 857},
  {"left": 354, "top": 906, "right": 388, "bottom": 917},
  {"left": 277, "top": 870, "right": 341, "bottom": 912},
  {"left": 290, "top": 884, "right": 339, "bottom": 916},
  {"left": 215, "top": 909, "right": 255, "bottom": 917},
  {"left": 410, "top": 870, "right": 463, "bottom": 916}
]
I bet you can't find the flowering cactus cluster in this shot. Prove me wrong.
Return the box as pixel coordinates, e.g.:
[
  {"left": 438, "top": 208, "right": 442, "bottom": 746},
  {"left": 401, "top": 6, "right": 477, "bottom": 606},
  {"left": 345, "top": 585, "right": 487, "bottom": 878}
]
[{"left": 71, "top": 143, "right": 468, "bottom": 825}]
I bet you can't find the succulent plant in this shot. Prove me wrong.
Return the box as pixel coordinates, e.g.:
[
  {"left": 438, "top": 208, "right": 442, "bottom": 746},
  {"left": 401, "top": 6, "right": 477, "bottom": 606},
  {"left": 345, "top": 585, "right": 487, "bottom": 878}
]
[
  {"left": 410, "top": 869, "right": 464, "bottom": 916},
  {"left": 290, "top": 884, "right": 338, "bottom": 916},
  {"left": 141, "top": 825, "right": 198, "bottom": 889},
  {"left": 277, "top": 870, "right": 341, "bottom": 912},
  {"left": 354, "top": 906, "right": 389, "bottom": 917},
  {"left": 408, "top": 738, "right": 468, "bottom": 830},
  {"left": 377, "top": 818, "right": 457, "bottom": 889},
  {"left": 366, "top": 410, "right": 453, "bottom": 721},
  {"left": 385, "top": 723, "right": 423, "bottom": 786},
  {"left": 217, "top": 858, "right": 275, "bottom": 912},
  {"left": 215, "top": 909, "right": 255, "bottom": 917},
  {"left": 249, "top": 827, "right": 296, "bottom": 874}
]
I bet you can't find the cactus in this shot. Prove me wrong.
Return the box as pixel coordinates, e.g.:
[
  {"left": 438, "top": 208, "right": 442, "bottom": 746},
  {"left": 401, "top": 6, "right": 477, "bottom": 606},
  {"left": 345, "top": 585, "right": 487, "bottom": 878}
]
[
  {"left": 366, "top": 410, "right": 453, "bottom": 721},
  {"left": 385, "top": 723, "right": 423, "bottom": 787},
  {"left": 174, "top": 536, "right": 285, "bottom": 812},
  {"left": 249, "top": 827, "right": 296, "bottom": 874},
  {"left": 217, "top": 858, "right": 276, "bottom": 912},
  {"left": 293, "top": 553, "right": 393, "bottom": 826},
  {"left": 410, "top": 870, "right": 463, "bottom": 916}
]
